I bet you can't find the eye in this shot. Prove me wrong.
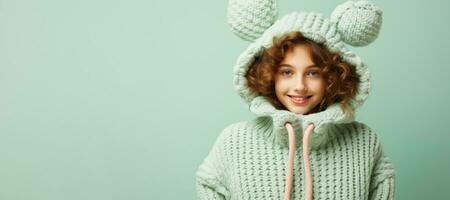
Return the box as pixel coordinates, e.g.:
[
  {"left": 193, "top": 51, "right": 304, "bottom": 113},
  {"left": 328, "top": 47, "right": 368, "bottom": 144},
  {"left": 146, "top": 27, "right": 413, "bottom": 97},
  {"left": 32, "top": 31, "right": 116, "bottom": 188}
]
[
  {"left": 307, "top": 70, "right": 320, "bottom": 77},
  {"left": 280, "top": 70, "right": 293, "bottom": 76}
]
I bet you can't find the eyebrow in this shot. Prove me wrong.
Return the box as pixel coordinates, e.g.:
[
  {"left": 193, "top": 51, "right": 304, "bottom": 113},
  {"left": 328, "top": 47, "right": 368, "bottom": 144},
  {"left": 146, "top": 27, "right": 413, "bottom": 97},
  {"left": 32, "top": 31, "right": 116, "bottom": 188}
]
[{"left": 278, "top": 63, "right": 318, "bottom": 69}]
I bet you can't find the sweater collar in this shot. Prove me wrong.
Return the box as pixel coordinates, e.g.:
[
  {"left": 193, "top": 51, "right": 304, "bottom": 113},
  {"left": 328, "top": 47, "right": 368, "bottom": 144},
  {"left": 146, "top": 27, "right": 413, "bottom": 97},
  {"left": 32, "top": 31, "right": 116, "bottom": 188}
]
[{"left": 248, "top": 96, "right": 354, "bottom": 149}]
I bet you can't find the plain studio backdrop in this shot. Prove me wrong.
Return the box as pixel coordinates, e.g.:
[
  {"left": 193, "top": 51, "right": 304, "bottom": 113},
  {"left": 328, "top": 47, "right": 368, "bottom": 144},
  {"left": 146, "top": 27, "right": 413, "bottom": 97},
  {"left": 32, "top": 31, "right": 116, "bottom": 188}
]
[{"left": 0, "top": 0, "right": 449, "bottom": 199}]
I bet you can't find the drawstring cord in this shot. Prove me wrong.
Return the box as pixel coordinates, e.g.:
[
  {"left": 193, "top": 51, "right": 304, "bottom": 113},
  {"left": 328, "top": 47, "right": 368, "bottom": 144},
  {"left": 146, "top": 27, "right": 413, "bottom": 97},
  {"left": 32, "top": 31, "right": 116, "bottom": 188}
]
[
  {"left": 284, "top": 123, "right": 296, "bottom": 200},
  {"left": 284, "top": 123, "right": 315, "bottom": 200}
]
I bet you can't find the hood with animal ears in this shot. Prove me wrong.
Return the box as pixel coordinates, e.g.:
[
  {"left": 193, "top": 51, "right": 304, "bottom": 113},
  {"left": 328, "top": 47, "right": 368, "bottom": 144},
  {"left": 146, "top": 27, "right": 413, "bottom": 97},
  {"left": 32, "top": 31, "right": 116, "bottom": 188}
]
[{"left": 227, "top": 0, "right": 383, "bottom": 149}]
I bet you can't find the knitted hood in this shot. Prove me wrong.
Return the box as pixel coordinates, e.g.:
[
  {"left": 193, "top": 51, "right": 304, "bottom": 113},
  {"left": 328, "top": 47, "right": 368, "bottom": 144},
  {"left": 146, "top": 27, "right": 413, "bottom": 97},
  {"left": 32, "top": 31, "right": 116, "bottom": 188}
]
[
  {"left": 227, "top": 1, "right": 383, "bottom": 199},
  {"left": 228, "top": 0, "right": 382, "bottom": 150}
]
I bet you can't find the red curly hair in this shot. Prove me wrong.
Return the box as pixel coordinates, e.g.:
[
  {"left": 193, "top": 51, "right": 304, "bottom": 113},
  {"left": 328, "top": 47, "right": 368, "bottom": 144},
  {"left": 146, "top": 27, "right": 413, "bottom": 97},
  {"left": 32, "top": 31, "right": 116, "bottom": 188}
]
[{"left": 245, "top": 31, "right": 360, "bottom": 115}]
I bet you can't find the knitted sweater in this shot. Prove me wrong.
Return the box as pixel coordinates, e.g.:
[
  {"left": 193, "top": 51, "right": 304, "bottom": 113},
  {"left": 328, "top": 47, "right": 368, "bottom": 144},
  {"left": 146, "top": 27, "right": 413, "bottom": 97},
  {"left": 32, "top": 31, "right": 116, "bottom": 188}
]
[
  {"left": 195, "top": 116, "right": 395, "bottom": 200},
  {"left": 196, "top": 1, "right": 395, "bottom": 199}
]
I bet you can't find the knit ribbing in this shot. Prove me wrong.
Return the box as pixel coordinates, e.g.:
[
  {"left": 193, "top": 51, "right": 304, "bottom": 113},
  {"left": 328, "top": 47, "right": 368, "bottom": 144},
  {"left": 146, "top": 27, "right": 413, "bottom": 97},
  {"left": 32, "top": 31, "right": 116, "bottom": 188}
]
[{"left": 196, "top": 117, "right": 395, "bottom": 200}]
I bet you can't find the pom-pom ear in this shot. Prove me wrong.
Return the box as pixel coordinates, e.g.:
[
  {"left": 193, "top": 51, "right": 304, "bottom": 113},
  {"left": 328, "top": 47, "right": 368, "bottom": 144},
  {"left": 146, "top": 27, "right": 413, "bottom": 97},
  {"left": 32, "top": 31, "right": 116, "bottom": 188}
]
[
  {"left": 330, "top": 0, "right": 383, "bottom": 47},
  {"left": 227, "top": 0, "right": 278, "bottom": 42}
]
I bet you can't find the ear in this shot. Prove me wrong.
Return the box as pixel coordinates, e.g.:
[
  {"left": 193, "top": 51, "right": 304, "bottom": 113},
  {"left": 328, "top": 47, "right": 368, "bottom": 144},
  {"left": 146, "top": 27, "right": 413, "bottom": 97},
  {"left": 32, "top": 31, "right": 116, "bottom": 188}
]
[
  {"left": 227, "top": 0, "right": 278, "bottom": 42},
  {"left": 330, "top": 0, "right": 383, "bottom": 47}
]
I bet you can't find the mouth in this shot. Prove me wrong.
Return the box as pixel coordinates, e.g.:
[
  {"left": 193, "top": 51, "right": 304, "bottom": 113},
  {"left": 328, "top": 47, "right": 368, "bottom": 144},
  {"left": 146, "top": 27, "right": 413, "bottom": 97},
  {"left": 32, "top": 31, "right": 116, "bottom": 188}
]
[{"left": 288, "top": 95, "right": 312, "bottom": 105}]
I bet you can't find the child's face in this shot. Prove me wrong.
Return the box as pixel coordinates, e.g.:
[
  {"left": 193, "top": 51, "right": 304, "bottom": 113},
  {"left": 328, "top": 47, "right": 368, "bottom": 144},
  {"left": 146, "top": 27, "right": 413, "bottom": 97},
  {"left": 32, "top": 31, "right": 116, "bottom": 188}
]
[{"left": 274, "top": 44, "right": 325, "bottom": 115}]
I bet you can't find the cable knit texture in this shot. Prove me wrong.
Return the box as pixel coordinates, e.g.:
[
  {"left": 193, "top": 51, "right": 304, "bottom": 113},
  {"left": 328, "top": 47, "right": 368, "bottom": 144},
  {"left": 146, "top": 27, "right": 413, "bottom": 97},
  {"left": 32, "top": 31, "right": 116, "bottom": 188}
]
[
  {"left": 196, "top": 0, "right": 395, "bottom": 199},
  {"left": 196, "top": 119, "right": 395, "bottom": 200},
  {"left": 227, "top": 0, "right": 278, "bottom": 41}
]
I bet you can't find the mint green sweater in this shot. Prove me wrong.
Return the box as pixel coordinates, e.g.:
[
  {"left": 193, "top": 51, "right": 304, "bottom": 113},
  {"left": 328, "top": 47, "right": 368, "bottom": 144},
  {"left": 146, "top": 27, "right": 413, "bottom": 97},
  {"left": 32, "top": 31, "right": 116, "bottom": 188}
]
[
  {"left": 195, "top": 116, "right": 395, "bottom": 199},
  {"left": 196, "top": 3, "right": 395, "bottom": 199}
]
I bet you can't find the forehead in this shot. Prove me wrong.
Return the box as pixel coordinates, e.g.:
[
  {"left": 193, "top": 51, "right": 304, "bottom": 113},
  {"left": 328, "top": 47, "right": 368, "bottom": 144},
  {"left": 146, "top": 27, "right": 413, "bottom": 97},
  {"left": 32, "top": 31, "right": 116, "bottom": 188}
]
[{"left": 279, "top": 45, "right": 315, "bottom": 68}]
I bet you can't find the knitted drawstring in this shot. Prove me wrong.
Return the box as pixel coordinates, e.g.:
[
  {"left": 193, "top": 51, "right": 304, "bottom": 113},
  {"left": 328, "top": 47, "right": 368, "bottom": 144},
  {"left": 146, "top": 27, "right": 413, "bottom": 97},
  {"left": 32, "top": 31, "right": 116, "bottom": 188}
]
[{"left": 284, "top": 123, "right": 315, "bottom": 200}]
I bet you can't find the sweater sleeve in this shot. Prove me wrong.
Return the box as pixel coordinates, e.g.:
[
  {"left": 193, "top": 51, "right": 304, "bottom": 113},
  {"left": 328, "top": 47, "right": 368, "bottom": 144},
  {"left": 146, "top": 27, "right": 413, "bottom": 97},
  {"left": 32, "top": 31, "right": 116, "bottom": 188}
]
[
  {"left": 195, "top": 127, "right": 231, "bottom": 200},
  {"left": 368, "top": 141, "right": 396, "bottom": 200}
]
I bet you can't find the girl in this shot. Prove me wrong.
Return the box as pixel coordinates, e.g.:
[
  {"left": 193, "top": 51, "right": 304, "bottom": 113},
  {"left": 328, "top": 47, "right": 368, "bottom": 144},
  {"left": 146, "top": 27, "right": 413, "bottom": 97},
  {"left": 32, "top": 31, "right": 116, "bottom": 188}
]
[{"left": 196, "top": 0, "right": 395, "bottom": 200}]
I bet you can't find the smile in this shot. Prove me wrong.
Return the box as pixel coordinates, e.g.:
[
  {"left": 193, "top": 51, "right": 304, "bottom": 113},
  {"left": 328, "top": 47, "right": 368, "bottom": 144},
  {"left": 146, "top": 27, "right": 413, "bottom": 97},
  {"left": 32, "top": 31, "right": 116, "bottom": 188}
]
[{"left": 288, "top": 95, "right": 312, "bottom": 105}]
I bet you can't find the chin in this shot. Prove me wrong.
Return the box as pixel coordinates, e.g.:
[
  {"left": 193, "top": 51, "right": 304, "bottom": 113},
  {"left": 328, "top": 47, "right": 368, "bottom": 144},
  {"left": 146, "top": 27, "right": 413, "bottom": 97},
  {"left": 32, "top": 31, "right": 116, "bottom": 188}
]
[{"left": 286, "top": 107, "right": 309, "bottom": 115}]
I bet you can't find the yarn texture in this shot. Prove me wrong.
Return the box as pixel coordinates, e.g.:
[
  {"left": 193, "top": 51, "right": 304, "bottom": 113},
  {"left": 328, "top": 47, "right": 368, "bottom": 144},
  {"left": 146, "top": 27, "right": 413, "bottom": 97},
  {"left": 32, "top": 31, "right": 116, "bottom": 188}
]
[
  {"left": 196, "top": 0, "right": 395, "bottom": 199},
  {"left": 196, "top": 118, "right": 395, "bottom": 199}
]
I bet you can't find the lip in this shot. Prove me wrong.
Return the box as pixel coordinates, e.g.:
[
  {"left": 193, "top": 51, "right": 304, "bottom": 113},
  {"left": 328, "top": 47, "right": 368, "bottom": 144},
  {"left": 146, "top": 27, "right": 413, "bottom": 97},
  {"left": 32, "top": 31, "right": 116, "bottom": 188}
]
[
  {"left": 288, "top": 95, "right": 312, "bottom": 105},
  {"left": 288, "top": 95, "right": 311, "bottom": 98}
]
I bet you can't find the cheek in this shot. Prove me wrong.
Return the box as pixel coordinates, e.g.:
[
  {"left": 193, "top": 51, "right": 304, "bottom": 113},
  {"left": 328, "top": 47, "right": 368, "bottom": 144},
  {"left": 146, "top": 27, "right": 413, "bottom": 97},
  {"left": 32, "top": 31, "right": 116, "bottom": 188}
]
[
  {"left": 318, "top": 81, "right": 326, "bottom": 90},
  {"left": 310, "top": 80, "right": 326, "bottom": 94},
  {"left": 275, "top": 79, "right": 289, "bottom": 94}
]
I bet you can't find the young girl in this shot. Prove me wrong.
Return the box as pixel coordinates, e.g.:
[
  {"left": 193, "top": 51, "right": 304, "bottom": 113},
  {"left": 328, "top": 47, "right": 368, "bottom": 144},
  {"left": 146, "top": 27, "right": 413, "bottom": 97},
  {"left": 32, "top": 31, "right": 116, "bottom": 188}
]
[{"left": 196, "top": 1, "right": 395, "bottom": 200}]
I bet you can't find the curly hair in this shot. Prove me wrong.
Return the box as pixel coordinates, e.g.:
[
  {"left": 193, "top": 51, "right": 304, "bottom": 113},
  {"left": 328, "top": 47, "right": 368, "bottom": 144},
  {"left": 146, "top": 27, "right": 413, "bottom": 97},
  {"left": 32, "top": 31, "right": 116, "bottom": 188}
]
[{"left": 245, "top": 31, "right": 360, "bottom": 115}]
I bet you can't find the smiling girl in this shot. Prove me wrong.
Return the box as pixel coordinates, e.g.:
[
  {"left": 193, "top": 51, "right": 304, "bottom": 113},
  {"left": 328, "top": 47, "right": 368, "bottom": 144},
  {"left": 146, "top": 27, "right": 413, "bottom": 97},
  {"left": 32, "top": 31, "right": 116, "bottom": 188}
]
[
  {"left": 196, "top": 1, "right": 395, "bottom": 200},
  {"left": 246, "top": 31, "right": 360, "bottom": 116}
]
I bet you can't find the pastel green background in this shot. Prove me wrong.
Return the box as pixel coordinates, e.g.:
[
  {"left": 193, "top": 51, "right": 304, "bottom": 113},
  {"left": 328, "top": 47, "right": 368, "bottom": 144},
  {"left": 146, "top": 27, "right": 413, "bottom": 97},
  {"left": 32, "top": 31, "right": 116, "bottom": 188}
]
[{"left": 1, "top": 0, "right": 449, "bottom": 199}]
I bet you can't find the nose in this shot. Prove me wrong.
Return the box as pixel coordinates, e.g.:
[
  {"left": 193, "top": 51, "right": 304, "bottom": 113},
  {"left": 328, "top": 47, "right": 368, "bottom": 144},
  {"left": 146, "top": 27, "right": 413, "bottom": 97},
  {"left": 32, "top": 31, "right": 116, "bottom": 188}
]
[{"left": 294, "top": 75, "right": 308, "bottom": 92}]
